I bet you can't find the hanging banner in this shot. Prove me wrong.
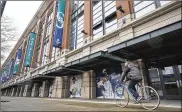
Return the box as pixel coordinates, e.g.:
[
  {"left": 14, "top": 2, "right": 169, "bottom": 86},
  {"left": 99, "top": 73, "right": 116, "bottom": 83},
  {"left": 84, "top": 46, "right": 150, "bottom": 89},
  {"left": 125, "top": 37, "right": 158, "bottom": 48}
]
[
  {"left": 13, "top": 49, "right": 22, "bottom": 75},
  {"left": 53, "top": 0, "right": 66, "bottom": 48},
  {"left": 69, "top": 75, "right": 82, "bottom": 98},
  {"left": 0, "top": 66, "right": 8, "bottom": 83},
  {"left": 24, "top": 32, "right": 36, "bottom": 67},
  {"left": 7, "top": 59, "right": 14, "bottom": 80}
]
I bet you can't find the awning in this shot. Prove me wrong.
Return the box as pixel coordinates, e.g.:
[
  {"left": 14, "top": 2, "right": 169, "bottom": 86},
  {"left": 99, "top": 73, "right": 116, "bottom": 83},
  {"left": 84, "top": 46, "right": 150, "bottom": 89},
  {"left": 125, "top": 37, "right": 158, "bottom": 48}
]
[
  {"left": 108, "top": 21, "right": 182, "bottom": 67},
  {"left": 42, "top": 65, "right": 84, "bottom": 76},
  {"left": 42, "top": 51, "right": 126, "bottom": 76},
  {"left": 65, "top": 51, "right": 126, "bottom": 71}
]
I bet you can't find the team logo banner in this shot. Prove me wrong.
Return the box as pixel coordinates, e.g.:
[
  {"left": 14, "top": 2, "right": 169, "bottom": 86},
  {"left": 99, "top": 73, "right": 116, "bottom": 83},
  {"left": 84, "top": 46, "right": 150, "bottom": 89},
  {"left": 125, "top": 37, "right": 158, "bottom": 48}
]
[
  {"left": 13, "top": 49, "right": 22, "bottom": 75},
  {"left": 24, "top": 32, "right": 36, "bottom": 67},
  {"left": 53, "top": 0, "right": 66, "bottom": 48},
  {"left": 7, "top": 59, "right": 14, "bottom": 80}
]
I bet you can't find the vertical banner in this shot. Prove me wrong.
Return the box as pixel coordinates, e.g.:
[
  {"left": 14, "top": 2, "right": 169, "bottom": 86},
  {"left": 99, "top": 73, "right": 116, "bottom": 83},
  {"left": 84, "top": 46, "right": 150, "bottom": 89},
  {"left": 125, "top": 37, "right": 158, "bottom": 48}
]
[
  {"left": 69, "top": 75, "right": 82, "bottom": 98},
  {"left": 24, "top": 32, "right": 36, "bottom": 67},
  {"left": 53, "top": 0, "right": 66, "bottom": 48},
  {"left": 7, "top": 59, "right": 15, "bottom": 80},
  {"left": 13, "top": 49, "right": 22, "bottom": 75}
]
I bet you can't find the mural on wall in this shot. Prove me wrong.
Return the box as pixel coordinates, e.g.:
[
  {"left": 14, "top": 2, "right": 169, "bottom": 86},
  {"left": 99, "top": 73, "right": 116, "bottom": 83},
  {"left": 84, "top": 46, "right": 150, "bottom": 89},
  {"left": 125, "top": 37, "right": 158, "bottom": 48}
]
[
  {"left": 48, "top": 82, "right": 53, "bottom": 97},
  {"left": 96, "top": 67, "right": 123, "bottom": 99},
  {"left": 39, "top": 85, "right": 43, "bottom": 97},
  {"left": 69, "top": 75, "right": 82, "bottom": 98}
]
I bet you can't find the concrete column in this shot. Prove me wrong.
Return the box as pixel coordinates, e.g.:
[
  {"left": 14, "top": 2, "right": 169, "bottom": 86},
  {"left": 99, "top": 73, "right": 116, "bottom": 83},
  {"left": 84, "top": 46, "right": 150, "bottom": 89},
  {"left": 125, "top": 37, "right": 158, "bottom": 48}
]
[
  {"left": 19, "top": 85, "right": 24, "bottom": 97},
  {"left": 31, "top": 83, "right": 39, "bottom": 97},
  {"left": 23, "top": 84, "right": 33, "bottom": 97},
  {"left": 11, "top": 88, "right": 15, "bottom": 96},
  {"left": 41, "top": 80, "right": 50, "bottom": 97},
  {"left": 137, "top": 59, "right": 149, "bottom": 86},
  {"left": 15, "top": 87, "right": 21, "bottom": 97},
  {"left": 4, "top": 89, "right": 8, "bottom": 96},
  {"left": 52, "top": 77, "right": 70, "bottom": 98},
  {"left": 81, "top": 70, "right": 96, "bottom": 99}
]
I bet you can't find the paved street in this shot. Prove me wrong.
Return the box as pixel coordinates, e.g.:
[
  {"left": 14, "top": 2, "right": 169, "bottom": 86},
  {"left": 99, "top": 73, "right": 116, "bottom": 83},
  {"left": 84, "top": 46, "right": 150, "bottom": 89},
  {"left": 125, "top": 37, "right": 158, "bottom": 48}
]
[{"left": 1, "top": 96, "right": 181, "bottom": 111}]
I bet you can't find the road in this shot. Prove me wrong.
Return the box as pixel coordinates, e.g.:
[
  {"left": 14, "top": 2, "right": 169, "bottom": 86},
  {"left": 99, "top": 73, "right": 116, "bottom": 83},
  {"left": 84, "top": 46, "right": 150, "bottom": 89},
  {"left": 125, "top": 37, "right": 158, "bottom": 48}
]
[{"left": 1, "top": 97, "right": 181, "bottom": 111}]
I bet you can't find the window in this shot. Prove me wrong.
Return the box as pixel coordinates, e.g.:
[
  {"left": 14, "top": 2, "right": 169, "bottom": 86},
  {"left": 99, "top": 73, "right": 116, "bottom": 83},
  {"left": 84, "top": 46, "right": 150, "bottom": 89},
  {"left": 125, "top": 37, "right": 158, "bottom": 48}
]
[
  {"left": 92, "top": 1, "right": 117, "bottom": 40},
  {"left": 134, "top": 1, "right": 156, "bottom": 18},
  {"left": 160, "top": 1, "right": 171, "bottom": 6},
  {"left": 133, "top": 1, "right": 172, "bottom": 18},
  {"left": 70, "top": 1, "right": 84, "bottom": 50}
]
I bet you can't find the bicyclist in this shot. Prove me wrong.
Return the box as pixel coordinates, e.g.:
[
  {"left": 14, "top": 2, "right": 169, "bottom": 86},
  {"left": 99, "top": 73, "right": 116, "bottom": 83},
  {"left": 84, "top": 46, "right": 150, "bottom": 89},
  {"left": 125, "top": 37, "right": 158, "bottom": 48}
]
[{"left": 120, "top": 61, "right": 142, "bottom": 103}]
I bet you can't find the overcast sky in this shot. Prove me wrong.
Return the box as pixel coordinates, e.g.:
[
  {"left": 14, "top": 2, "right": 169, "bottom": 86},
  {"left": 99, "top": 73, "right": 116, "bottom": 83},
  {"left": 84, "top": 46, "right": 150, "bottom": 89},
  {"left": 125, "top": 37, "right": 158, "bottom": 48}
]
[{"left": 2, "top": 1, "right": 43, "bottom": 64}]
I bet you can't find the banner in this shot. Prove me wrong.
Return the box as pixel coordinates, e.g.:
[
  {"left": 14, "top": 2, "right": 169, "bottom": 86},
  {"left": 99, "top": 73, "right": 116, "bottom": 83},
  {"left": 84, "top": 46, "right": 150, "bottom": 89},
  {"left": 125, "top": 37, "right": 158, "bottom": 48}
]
[
  {"left": 53, "top": 0, "right": 66, "bottom": 48},
  {"left": 69, "top": 75, "right": 82, "bottom": 98},
  {"left": 24, "top": 32, "right": 36, "bottom": 67},
  {"left": 13, "top": 49, "right": 22, "bottom": 75},
  {"left": 7, "top": 59, "right": 14, "bottom": 80},
  {"left": 96, "top": 67, "right": 123, "bottom": 99}
]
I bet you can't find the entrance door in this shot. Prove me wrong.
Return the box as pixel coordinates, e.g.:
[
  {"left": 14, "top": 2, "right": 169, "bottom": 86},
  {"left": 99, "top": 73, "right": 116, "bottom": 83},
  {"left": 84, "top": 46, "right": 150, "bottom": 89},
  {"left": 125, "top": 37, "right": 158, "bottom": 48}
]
[{"left": 159, "top": 66, "right": 181, "bottom": 100}]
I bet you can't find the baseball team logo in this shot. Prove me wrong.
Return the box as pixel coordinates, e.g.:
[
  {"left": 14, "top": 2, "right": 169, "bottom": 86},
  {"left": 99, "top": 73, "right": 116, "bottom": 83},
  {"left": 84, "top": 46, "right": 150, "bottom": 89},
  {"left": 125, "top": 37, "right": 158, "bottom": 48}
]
[{"left": 56, "top": 12, "right": 64, "bottom": 29}]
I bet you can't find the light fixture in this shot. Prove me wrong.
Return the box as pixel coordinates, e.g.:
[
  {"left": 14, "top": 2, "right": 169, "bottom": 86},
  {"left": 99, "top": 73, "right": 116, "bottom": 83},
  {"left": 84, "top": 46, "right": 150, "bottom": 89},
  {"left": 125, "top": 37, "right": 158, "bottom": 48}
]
[
  {"left": 81, "top": 30, "right": 88, "bottom": 35},
  {"left": 117, "top": 5, "right": 125, "bottom": 13}
]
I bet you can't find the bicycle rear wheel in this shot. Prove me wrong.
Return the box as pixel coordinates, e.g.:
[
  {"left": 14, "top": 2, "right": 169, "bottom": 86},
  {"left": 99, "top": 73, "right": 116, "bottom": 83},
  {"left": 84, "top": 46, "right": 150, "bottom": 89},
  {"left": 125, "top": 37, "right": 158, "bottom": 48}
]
[
  {"left": 114, "top": 84, "right": 129, "bottom": 107},
  {"left": 139, "top": 86, "right": 160, "bottom": 110}
]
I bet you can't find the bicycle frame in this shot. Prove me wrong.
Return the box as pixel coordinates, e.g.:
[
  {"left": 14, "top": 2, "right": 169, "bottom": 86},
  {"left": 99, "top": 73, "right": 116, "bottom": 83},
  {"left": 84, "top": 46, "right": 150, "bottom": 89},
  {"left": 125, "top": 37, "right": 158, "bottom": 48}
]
[{"left": 115, "top": 82, "right": 141, "bottom": 102}]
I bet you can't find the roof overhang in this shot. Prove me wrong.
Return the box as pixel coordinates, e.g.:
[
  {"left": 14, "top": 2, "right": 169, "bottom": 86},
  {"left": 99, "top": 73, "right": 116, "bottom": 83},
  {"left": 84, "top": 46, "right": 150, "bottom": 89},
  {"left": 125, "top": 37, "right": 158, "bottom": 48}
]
[{"left": 108, "top": 21, "right": 182, "bottom": 67}]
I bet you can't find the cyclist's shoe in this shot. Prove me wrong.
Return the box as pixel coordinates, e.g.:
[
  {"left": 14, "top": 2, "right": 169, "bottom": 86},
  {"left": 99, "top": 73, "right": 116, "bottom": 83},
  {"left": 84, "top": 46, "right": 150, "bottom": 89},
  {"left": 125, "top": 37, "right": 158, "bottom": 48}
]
[{"left": 134, "top": 96, "right": 142, "bottom": 104}]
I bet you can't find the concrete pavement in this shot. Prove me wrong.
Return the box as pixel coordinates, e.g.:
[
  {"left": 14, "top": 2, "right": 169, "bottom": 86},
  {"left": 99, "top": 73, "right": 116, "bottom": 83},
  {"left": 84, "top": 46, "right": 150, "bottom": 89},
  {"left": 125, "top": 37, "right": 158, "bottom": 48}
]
[{"left": 1, "top": 96, "right": 181, "bottom": 111}]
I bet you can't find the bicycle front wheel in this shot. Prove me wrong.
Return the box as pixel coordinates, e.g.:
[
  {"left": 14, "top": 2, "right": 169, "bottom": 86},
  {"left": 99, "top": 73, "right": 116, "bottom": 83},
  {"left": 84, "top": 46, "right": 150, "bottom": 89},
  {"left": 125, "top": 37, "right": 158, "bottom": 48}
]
[
  {"left": 114, "top": 84, "right": 129, "bottom": 107},
  {"left": 139, "top": 86, "right": 160, "bottom": 110}
]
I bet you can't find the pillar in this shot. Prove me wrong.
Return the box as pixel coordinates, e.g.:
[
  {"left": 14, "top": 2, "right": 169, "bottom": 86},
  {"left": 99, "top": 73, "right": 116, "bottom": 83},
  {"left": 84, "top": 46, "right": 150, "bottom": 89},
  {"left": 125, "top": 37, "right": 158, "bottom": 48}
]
[
  {"left": 23, "top": 84, "right": 33, "bottom": 97},
  {"left": 116, "top": 0, "right": 134, "bottom": 27},
  {"left": 83, "top": 0, "right": 92, "bottom": 44},
  {"left": 4, "top": 89, "right": 7, "bottom": 96},
  {"left": 41, "top": 80, "right": 49, "bottom": 97},
  {"left": 11, "top": 88, "right": 15, "bottom": 96},
  {"left": 52, "top": 76, "right": 70, "bottom": 98},
  {"left": 61, "top": 0, "right": 72, "bottom": 54},
  {"left": 15, "top": 87, "right": 21, "bottom": 97},
  {"left": 47, "top": 1, "right": 58, "bottom": 61},
  {"left": 81, "top": 70, "right": 96, "bottom": 99},
  {"left": 19, "top": 85, "right": 24, "bottom": 97},
  {"left": 31, "top": 83, "right": 39, "bottom": 97},
  {"left": 137, "top": 59, "right": 149, "bottom": 86}
]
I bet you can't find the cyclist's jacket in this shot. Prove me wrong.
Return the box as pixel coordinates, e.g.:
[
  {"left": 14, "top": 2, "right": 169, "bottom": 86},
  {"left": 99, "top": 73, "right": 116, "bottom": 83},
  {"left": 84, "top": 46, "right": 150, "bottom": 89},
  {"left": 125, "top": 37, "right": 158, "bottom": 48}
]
[{"left": 121, "top": 62, "right": 142, "bottom": 81}]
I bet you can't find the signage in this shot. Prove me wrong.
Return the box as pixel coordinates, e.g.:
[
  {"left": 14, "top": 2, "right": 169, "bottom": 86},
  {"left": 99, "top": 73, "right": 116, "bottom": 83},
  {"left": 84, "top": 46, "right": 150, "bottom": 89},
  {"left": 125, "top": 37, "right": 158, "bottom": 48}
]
[
  {"left": 13, "top": 49, "right": 22, "bottom": 75},
  {"left": 24, "top": 32, "right": 36, "bottom": 67},
  {"left": 53, "top": 0, "right": 66, "bottom": 48}
]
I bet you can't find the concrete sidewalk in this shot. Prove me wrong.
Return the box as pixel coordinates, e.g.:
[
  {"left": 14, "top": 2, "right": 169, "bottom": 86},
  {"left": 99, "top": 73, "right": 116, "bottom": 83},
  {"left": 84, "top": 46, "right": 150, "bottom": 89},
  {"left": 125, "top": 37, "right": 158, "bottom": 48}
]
[{"left": 45, "top": 98, "right": 181, "bottom": 109}]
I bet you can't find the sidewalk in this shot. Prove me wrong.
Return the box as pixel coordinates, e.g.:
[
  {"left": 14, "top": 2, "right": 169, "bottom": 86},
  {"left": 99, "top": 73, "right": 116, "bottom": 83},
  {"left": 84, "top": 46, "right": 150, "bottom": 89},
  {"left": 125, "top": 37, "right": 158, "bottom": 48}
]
[{"left": 46, "top": 98, "right": 181, "bottom": 109}]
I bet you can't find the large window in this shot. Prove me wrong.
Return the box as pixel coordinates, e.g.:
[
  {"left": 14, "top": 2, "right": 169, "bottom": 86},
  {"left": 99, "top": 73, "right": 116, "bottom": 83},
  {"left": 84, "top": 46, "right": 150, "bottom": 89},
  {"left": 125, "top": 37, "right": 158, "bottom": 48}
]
[
  {"left": 42, "top": 10, "right": 53, "bottom": 65},
  {"left": 134, "top": 1, "right": 172, "bottom": 18},
  {"left": 70, "top": 1, "right": 84, "bottom": 50},
  {"left": 92, "top": 1, "right": 117, "bottom": 40}
]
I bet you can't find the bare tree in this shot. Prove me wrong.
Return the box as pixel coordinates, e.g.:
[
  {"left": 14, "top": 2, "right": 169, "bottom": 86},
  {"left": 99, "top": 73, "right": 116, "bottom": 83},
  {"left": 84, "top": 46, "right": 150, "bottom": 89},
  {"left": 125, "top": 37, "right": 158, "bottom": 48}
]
[{"left": 1, "top": 15, "right": 18, "bottom": 61}]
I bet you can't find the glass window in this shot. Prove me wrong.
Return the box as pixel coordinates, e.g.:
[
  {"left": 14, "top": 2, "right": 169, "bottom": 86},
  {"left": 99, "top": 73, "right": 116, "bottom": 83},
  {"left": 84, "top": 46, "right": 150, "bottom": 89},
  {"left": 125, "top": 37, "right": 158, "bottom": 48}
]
[
  {"left": 70, "top": 1, "right": 84, "bottom": 50},
  {"left": 135, "top": 3, "right": 156, "bottom": 18},
  {"left": 93, "top": 1, "right": 117, "bottom": 39},
  {"left": 160, "top": 1, "right": 171, "bottom": 6},
  {"left": 134, "top": 1, "right": 154, "bottom": 12}
]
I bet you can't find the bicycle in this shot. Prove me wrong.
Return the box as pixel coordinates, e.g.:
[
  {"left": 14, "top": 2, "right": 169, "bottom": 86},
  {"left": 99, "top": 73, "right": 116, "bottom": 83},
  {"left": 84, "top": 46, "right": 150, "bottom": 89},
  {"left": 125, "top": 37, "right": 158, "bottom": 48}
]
[{"left": 102, "top": 69, "right": 160, "bottom": 110}]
